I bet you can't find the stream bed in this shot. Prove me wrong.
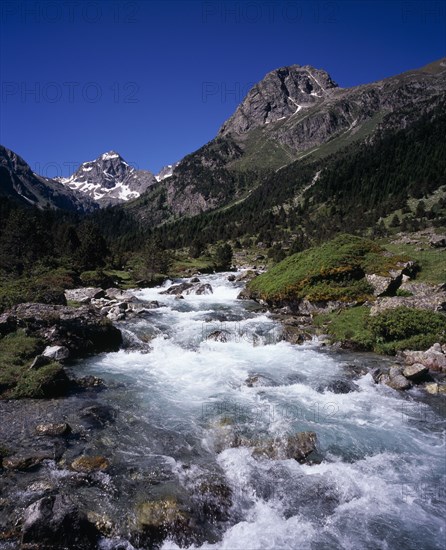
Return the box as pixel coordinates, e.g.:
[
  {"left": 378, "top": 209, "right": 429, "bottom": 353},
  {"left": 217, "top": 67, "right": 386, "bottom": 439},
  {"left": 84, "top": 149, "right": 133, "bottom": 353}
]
[{"left": 0, "top": 272, "right": 445, "bottom": 549}]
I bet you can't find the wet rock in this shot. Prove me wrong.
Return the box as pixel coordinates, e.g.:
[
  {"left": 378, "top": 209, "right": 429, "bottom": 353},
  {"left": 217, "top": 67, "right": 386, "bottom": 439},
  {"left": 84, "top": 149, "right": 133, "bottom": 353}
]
[
  {"left": 282, "top": 325, "right": 312, "bottom": 344},
  {"left": 424, "top": 382, "right": 446, "bottom": 395},
  {"left": 21, "top": 495, "right": 100, "bottom": 549},
  {"left": 87, "top": 511, "right": 115, "bottom": 537},
  {"left": 237, "top": 287, "right": 252, "bottom": 300},
  {"left": 245, "top": 373, "right": 277, "bottom": 387},
  {"left": 2, "top": 454, "right": 48, "bottom": 471},
  {"left": 251, "top": 432, "right": 317, "bottom": 462},
  {"left": 75, "top": 375, "right": 105, "bottom": 389},
  {"left": 319, "top": 380, "right": 358, "bottom": 394},
  {"left": 402, "top": 344, "right": 446, "bottom": 372},
  {"left": 370, "top": 367, "right": 383, "bottom": 383},
  {"left": 35, "top": 422, "right": 72, "bottom": 436},
  {"left": 161, "top": 282, "right": 194, "bottom": 296},
  {"left": 382, "top": 366, "right": 412, "bottom": 390},
  {"left": 195, "top": 283, "right": 213, "bottom": 295},
  {"left": 190, "top": 277, "right": 200, "bottom": 283},
  {"left": 227, "top": 274, "right": 236, "bottom": 282},
  {"left": 195, "top": 476, "right": 233, "bottom": 521},
  {"left": 136, "top": 498, "right": 191, "bottom": 546},
  {"left": 43, "top": 345, "right": 70, "bottom": 361},
  {"left": 71, "top": 455, "right": 110, "bottom": 473},
  {"left": 80, "top": 403, "right": 117, "bottom": 427},
  {"left": 403, "top": 363, "right": 429, "bottom": 381},
  {"left": 175, "top": 295, "right": 184, "bottom": 300},
  {"left": 206, "top": 330, "right": 230, "bottom": 343},
  {"left": 236, "top": 270, "right": 258, "bottom": 282},
  {"left": 65, "top": 287, "right": 105, "bottom": 303}
]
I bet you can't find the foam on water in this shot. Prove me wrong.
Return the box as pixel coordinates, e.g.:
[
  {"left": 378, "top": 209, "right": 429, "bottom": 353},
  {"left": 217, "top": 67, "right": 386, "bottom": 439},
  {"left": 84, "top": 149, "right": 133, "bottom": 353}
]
[{"left": 81, "top": 273, "right": 445, "bottom": 549}]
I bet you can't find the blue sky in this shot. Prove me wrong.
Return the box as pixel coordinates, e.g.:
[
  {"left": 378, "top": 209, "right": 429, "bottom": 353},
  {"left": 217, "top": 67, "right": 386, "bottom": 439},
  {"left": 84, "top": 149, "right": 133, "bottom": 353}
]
[{"left": 0, "top": 0, "right": 445, "bottom": 176}]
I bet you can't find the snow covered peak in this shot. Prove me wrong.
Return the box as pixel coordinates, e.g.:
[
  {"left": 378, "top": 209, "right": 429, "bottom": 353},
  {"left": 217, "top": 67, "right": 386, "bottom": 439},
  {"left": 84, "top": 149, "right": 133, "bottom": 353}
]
[
  {"left": 57, "top": 151, "right": 156, "bottom": 206},
  {"left": 101, "top": 151, "right": 121, "bottom": 161}
]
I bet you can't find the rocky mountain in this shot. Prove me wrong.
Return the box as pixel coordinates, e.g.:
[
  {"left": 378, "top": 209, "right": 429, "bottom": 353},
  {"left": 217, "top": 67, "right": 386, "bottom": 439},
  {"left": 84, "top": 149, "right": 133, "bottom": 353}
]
[
  {"left": 0, "top": 145, "right": 97, "bottom": 212},
  {"left": 58, "top": 151, "right": 156, "bottom": 206},
  {"left": 155, "top": 162, "right": 180, "bottom": 182},
  {"left": 127, "top": 58, "right": 446, "bottom": 224}
]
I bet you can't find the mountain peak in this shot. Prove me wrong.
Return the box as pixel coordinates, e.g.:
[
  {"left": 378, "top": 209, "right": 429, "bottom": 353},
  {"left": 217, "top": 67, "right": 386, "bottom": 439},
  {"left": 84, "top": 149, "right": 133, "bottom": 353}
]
[
  {"left": 219, "top": 64, "right": 338, "bottom": 136},
  {"left": 58, "top": 151, "right": 155, "bottom": 205},
  {"left": 100, "top": 151, "right": 122, "bottom": 161}
]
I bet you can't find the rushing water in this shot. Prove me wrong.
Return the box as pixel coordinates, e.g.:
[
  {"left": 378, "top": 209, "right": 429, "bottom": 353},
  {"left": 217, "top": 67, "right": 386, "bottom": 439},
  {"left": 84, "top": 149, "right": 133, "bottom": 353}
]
[{"left": 1, "top": 273, "right": 445, "bottom": 549}]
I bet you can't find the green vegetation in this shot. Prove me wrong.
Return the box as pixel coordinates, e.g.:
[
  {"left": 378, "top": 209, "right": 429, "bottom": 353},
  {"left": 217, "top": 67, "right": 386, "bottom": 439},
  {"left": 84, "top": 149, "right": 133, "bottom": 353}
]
[
  {"left": 384, "top": 241, "right": 446, "bottom": 285},
  {"left": 314, "top": 306, "right": 375, "bottom": 350},
  {"left": 369, "top": 307, "right": 446, "bottom": 355},
  {"left": 247, "top": 234, "right": 402, "bottom": 303},
  {"left": 213, "top": 243, "right": 233, "bottom": 270},
  {"left": 315, "top": 305, "right": 446, "bottom": 354},
  {"left": 0, "top": 331, "right": 69, "bottom": 398}
]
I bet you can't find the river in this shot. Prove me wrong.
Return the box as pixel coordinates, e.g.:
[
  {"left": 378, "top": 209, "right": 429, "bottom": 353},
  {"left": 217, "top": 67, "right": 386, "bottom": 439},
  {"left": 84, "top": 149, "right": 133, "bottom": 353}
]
[{"left": 1, "top": 272, "right": 445, "bottom": 549}]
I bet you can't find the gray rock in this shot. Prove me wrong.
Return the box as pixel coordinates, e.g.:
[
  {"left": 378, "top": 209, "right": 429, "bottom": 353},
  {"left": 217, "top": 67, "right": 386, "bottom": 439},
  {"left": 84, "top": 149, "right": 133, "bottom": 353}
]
[
  {"left": 251, "top": 431, "right": 317, "bottom": 462},
  {"left": 195, "top": 283, "right": 213, "bottom": 295},
  {"left": 365, "top": 274, "right": 395, "bottom": 297},
  {"left": 21, "top": 495, "right": 99, "bottom": 549},
  {"left": 429, "top": 235, "right": 446, "bottom": 248},
  {"left": 105, "top": 288, "right": 135, "bottom": 301},
  {"left": 3, "top": 453, "right": 49, "bottom": 471},
  {"left": 227, "top": 274, "right": 236, "bottom": 282},
  {"left": 190, "top": 277, "right": 200, "bottom": 283},
  {"left": 64, "top": 287, "right": 105, "bottom": 303},
  {"left": 219, "top": 65, "right": 338, "bottom": 136},
  {"left": 320, "top": 380, "right": 359, "bottom": 394},
  {"left": 43, "top": 345, "right": 70, "bottom": 361},
  {"left": 403, "top": 363, "right": 429, "bottom": 381},
  {"left": 245, "top": 373, "right": 277, "bottom": 388},
  {"left": 206, "top": 330, "right": 230, "bottom": 342},
  {"left": 403, "top": 344, "right": 446, "bottom": 372},
  {"left": 35, "top": 422, "right": 72, "bottom": 436},
  {"left": 5, "top": 302, "right": 122, "bottom": 357},
  {"left": 424, "top": 382, "right": 446, "bottom": 395}
]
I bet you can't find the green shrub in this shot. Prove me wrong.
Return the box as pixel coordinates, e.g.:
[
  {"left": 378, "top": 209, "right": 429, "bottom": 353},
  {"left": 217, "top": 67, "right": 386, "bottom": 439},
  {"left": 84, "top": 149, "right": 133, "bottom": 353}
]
[
  {"left": 247, "top": 234, "right": 401, "bottom": 303},
  {"left": 80, "top": 269, "right": 115, "bottom": 288},
  {"left": 369, "top": 307, "right": 446, "bottom": 354}
]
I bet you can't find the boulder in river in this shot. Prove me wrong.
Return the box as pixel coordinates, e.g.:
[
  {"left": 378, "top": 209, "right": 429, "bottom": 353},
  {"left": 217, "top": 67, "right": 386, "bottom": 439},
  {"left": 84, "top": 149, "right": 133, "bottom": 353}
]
[
  {"left": 381, "top": 366, "right": 412, "bottom": 390},
  {"left": 71, "top": 455, "right": 110, "bottom": 473},
  {"left": 162, "top": 282, "right": 213, "bottom": 296},
  {"left": 424, "top": 382, "right": 446, "bottom": 395},
  {"left": 2, "top": 454, "right": 49, "bottom": 471},
  {"left": 35, "top": 422, "right": 72, "bottom": 436},
  {"left": 319, "top": 379, "right": 358, "bottom": 394},
  {"left": 402, "top": 343, "right": 446, "bottom": 372},
  {"left": 402, "top": 363, "right": 429, "bottom": 381},
  {"left": 136, "top": 498, "right": 191, "bottom": 547},
  {"left": 251, "top": 431, "right": 317, "bottom": 462},
  {"left": 21, "top": 495, "right": 100, "bottom": 549}
]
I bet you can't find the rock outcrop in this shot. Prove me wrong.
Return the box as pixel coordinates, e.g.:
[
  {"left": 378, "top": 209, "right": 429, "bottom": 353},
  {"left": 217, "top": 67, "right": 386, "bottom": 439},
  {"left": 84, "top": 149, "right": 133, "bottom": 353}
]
[
  {"left": 21, "top": 495, "right": 100, "bottom": 549},
  {"left": 3, "top": 303, "right": 122, "bottom": 357}
]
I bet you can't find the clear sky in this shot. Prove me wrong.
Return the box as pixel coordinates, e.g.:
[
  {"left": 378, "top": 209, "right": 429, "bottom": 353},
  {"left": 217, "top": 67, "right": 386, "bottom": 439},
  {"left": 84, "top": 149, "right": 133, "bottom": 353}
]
[{"left": 0, "top": 0, "right": 445, "bottom": 176}]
